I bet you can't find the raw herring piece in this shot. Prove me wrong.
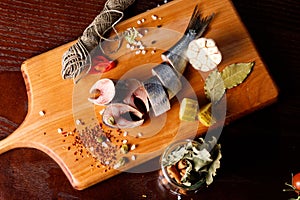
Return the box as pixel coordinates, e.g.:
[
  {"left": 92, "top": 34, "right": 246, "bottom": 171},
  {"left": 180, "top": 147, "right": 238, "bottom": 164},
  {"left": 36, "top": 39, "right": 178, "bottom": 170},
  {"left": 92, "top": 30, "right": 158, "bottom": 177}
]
[
  {"left": 115, "top": 79, "right": 150, "bottom": 113},
  {"left": 161, "top": 7, "right": 214, "bottom": 75},
  {"left": 88, "top": 78, "right": 115, "bottom": 105},
  {"left": 152, "top": 62, "right": 182, "bottom": 99},
  {"left": 143, "top": 76, "right": 170, "bottom": 117},
  {"left": 102, "top": 103, "right": 144, "bottom": 129},
  {"left": 186, "top": 38, "right": 222, "bottom": 72}
]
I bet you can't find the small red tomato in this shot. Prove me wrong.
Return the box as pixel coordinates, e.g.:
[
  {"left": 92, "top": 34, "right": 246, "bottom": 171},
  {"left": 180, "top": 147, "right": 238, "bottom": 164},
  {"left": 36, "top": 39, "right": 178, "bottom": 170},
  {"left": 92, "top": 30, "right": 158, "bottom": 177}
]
[
  {"left": 293, "top": 173, "right": 300, "bottom": 193},
  {"left": 89, "top": 55, "right": 117, "bottom": 74}
]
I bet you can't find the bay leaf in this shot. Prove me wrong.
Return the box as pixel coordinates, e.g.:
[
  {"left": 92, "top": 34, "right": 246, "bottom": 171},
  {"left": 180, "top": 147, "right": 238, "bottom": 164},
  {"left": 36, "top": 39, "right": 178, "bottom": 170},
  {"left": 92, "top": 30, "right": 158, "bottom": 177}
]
[
  {"left": 221, "top": 62, "right": 255, "bottom": 89},
  {"left": 204, "top": 70, "right": 226, "bottom": 103},
  {"left": 206, "top": 144, "right": 222, "bottom": 185}
]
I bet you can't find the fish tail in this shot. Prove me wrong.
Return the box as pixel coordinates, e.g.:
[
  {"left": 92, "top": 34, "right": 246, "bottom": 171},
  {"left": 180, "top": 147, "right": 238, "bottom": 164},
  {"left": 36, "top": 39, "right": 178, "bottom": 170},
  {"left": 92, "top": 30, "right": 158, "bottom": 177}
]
[{"left": 184, "top": 5, "right": 215, "bottom": 38}]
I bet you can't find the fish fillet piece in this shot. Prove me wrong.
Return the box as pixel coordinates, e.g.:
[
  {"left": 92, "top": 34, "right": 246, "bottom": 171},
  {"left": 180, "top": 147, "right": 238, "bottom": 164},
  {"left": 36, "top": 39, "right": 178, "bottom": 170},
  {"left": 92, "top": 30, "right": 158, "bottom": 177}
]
[
  {"left": 88, "top": 78, "right": 115, "bottom": 105},
  {"left": 143, "top": 76, "right": 170, "bottom": 117},
  {"left": 152, "top": 62, "right": 182, "bottom": 99},
  {"left": 114, "top": 79, "right": 149, "bottom": 113},
  {"left": 161, "top": 6, "right": 214, "bottom": 74},
  {"left": 102, "top": 103, "right": 144, "bottom": 129},
  {"left": 124, "top": 85, "right": 150, "bottom": 113}
]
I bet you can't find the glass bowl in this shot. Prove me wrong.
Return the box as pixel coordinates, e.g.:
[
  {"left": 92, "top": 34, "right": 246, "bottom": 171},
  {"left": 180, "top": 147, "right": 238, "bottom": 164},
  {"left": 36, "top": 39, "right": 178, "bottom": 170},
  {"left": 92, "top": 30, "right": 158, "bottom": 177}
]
[{"left": 159, "top": 139, "right": 207, "bottom": 195}]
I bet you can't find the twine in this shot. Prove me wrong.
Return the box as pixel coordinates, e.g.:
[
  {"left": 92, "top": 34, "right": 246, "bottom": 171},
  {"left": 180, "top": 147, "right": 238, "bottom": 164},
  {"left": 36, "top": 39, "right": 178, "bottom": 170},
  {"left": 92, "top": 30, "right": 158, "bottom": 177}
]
[{"left": 61, "top": 0, "right": 135, "bottom": 81}]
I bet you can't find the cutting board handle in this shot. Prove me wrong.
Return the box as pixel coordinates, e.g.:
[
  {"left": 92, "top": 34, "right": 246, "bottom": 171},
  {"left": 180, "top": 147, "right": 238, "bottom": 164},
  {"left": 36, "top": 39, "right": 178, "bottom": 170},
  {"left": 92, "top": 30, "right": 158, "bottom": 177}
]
[{"left": 0, "top": 128, "right": 26, "bottom": 155}]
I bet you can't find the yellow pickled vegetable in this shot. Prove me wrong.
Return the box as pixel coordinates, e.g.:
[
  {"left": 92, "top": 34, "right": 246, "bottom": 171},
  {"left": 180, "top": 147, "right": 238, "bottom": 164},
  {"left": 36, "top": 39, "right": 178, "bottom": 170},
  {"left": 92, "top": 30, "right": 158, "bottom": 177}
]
[
  {"left": 198, "top": 103, "right": 216, "bottom": 127},
  {"left": 179, "top": 98, "right": 198, "bottom": 121}
]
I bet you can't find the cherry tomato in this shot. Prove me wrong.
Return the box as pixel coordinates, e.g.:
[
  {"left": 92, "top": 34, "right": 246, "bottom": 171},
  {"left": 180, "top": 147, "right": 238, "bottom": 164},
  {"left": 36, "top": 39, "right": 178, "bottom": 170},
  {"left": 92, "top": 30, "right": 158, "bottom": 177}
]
[
  {"left": 293, "top": 173, "right": 300, "bottom": 193},
  {"left": 89, "top": 55, "right": 117, "bottom": 74}
]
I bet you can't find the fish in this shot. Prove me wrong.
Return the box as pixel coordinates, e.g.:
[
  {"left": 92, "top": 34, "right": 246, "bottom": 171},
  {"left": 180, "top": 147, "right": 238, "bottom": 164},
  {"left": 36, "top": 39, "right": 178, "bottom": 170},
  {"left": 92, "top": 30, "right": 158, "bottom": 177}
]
[
  {"left": 102, "top": 103, "right": 144, "bottom": 129},
  {"left": 161, "top": 6, "right": 214, "bottom": 74},
  {"left": 113, "top": 79, "right": 150, "bottom": 113},
  {"left": 91, "top": 6, "right": 215, "bottom": 127},
  {"left": 140, "top": 7, "right": 213, "bottom": 116},
  {"left": 151, "top": 62, "right": 182, "bottom": 99},
  {"left": 88, "top": 78, "right": 115, "bottom": 105},
  {"left": 143, "top": 76, "right": 170, "bottom": 117},
  {"left": 122, "top": 79, "right": 150, "bottom": 113}
]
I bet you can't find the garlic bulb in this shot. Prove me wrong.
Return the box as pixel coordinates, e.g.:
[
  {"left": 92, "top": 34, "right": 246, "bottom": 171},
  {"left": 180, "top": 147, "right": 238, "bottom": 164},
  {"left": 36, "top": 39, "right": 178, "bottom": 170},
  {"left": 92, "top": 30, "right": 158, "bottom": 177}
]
[{"left": 186, "top": 38, "right": 222, "bottom": 72}]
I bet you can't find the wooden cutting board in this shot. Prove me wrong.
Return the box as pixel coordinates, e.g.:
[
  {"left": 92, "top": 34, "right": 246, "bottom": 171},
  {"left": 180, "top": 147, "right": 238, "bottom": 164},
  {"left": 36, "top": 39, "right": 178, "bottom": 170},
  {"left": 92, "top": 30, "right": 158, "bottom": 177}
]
[{"left": 0, "top": 0, "right": 278, "bottom": 190}]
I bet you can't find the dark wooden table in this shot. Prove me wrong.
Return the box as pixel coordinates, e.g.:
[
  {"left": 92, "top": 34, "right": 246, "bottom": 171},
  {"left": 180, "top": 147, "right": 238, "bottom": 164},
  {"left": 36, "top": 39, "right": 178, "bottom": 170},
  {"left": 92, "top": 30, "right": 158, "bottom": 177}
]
[{"left": 0, "top": 0, "right": 299, "bottom": 199}]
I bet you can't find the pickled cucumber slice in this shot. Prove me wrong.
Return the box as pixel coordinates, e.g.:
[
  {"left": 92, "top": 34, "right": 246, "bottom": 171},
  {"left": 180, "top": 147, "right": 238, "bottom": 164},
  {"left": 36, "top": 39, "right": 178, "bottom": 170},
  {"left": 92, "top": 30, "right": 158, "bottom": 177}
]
[
  {"left": 198, "top": 103, "right": 216, "bottom": 127},
  {"left": 179, "top": 98, "right": 199, "bottom": 121}
]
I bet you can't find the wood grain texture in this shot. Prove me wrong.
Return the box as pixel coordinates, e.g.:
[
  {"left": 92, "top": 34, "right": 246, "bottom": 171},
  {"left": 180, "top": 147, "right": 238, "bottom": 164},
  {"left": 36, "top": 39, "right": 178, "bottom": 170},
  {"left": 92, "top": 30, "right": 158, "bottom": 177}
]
[
  {"left": 0, "top": 0, "right": 278, "bottom": 191},
  {"left": 0, "top": 0, "right": 299, "bottom": 199}
]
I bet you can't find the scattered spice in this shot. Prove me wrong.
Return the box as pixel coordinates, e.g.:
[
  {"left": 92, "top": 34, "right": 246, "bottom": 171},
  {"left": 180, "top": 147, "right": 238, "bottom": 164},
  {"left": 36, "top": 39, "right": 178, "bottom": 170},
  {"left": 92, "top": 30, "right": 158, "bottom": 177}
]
[
  {"left": 120, "top": 144, "right": 129, "bottom": 154},
  {"left": 79, "top": 124, "right": 119, "bottom": 167},
  {"left": 99, "top": 109, "right": 105, "bottom": 115},
  {"left": 102, "top": 142, "right": 109, "bottom": 148},
  {"left": 113, "top": 157, "right": 127, "bottom": 169},
  {"left": 137, "top": 132, "right": 143, "bottom": 138},
  {"left": 131, "top": 155, "right": 136, "bottom": 161},
  {"left": 75, "top": 119, "right": 82, "bottom": 125},
  {"left": 57, "top": 128, "right": 63, "bottom": 134},
  {"left": 39, "top": 110, "right": 45, "bottom": 116},
  {"left": 107, "top": 116, "right": 115, "bottom": 125},
  {"left": 130, "top": 144, "right": 136, "bottom": 151},
  {"left": 123, "top": 131, "right": 128, "bottom": 137},
  {"left": 124, "top": 27, "right": 147, "bottom": 52},
  {"left": 151, "top": 15, "right": 158, "bottom": 20},
  {"left": 97, "top": 135, "right": 106, "bottom": 143}
]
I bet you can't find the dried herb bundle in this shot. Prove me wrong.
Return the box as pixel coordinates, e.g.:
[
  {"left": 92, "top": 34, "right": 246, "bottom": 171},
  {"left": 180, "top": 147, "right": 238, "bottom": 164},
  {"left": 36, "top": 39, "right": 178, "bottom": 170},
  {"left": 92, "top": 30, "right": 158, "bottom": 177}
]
[{"left": 61, "top": 0, "right": 135, "bottom": 80}]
